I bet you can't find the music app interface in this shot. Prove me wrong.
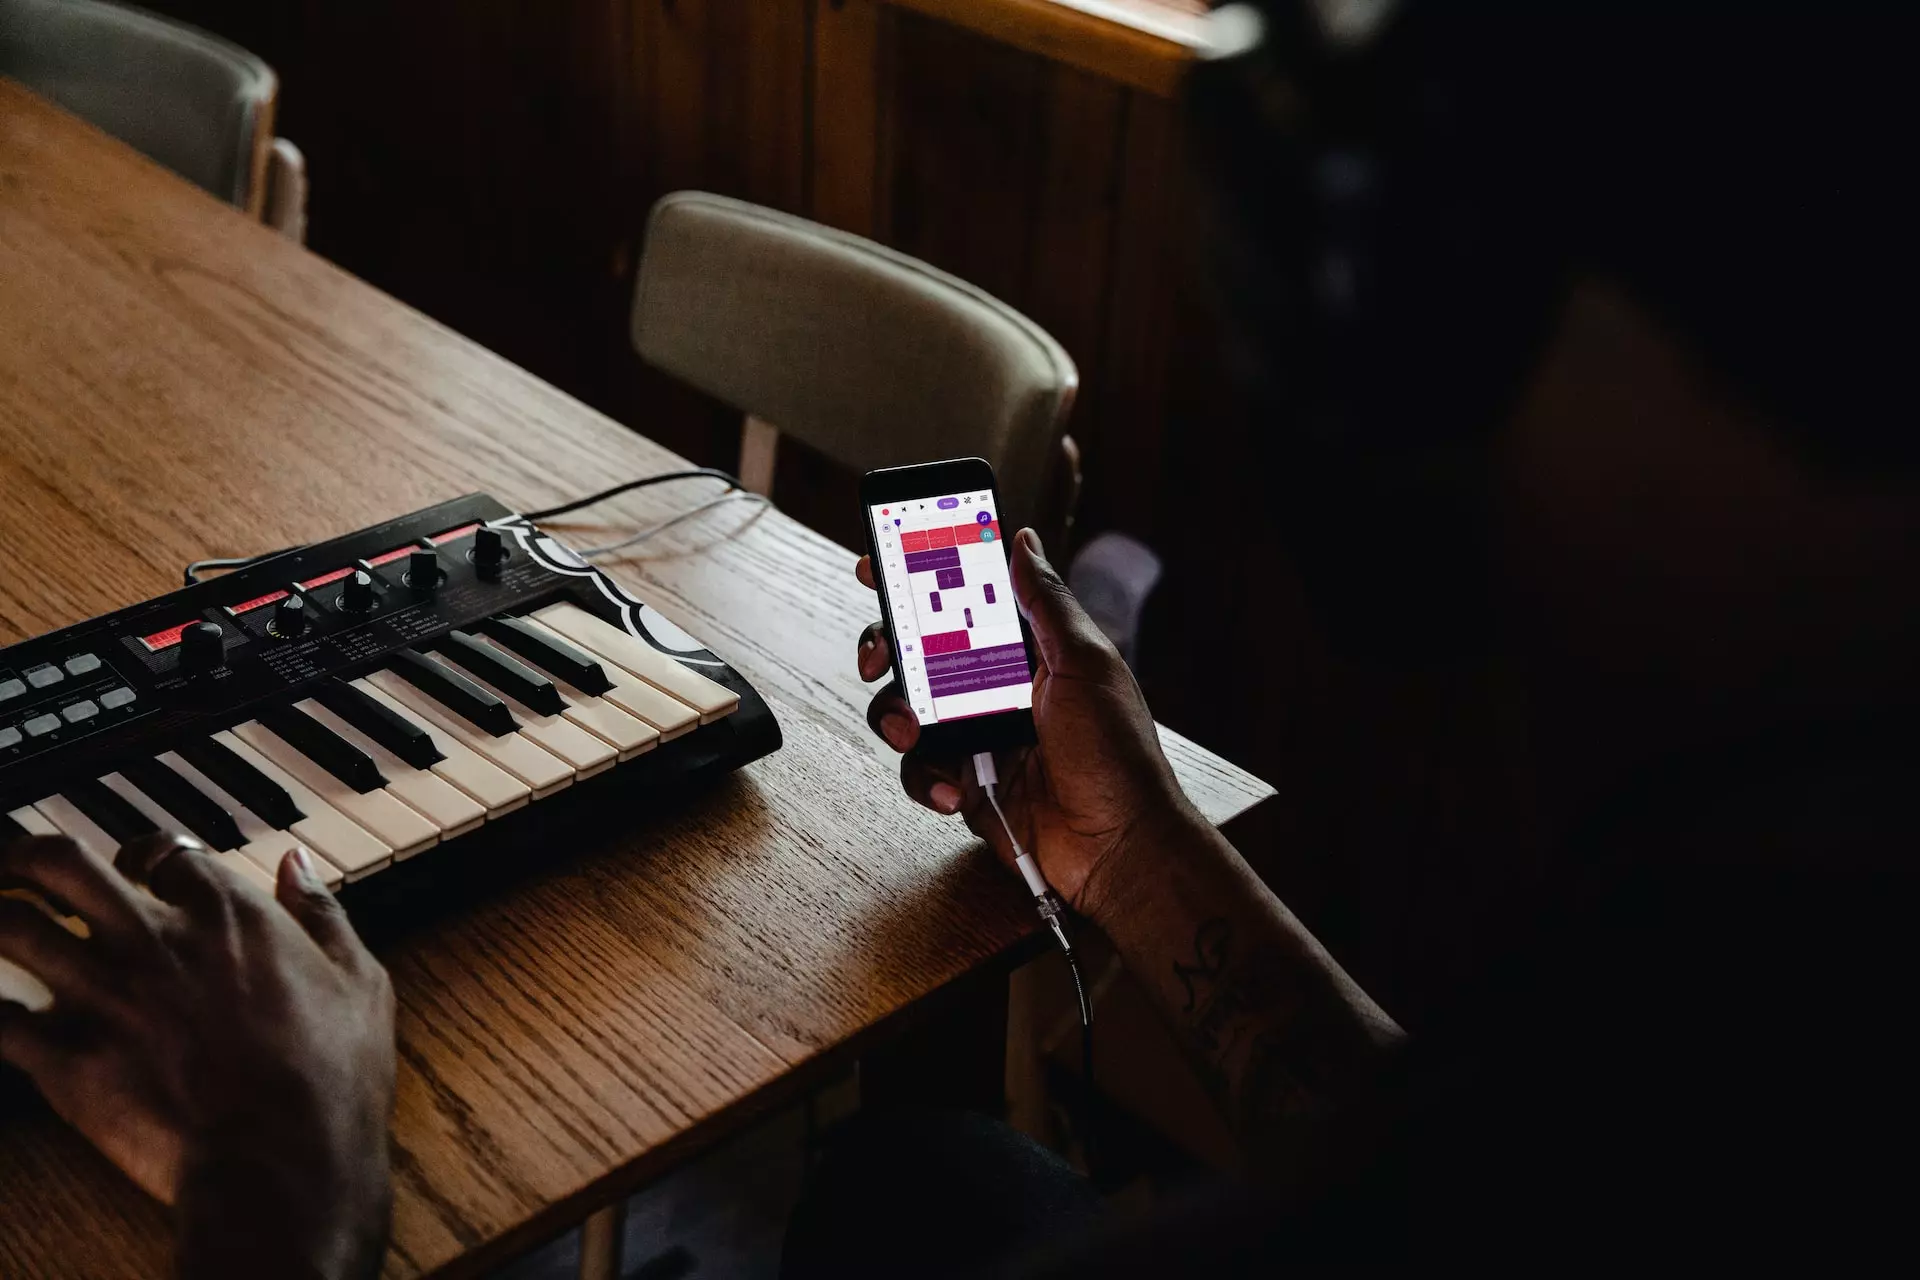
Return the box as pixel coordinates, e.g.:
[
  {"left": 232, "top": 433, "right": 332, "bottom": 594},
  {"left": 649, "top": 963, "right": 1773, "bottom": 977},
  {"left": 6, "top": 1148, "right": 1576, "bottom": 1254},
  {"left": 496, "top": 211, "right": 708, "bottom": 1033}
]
[{"left": 870, "top": 491, "right": 1033, "bottom": 725}]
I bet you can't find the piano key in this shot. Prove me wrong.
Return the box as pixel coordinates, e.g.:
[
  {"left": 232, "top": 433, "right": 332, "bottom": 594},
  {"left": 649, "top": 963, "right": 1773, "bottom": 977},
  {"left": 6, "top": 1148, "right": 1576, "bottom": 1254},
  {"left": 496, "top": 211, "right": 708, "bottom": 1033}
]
[
  {"left": 364, "top": 669, "right": 573, "bottom": 797},
  {"left": 435, "top": 631, "right": 567, "bottom": 716},
  {"left": 209, "top": 732, "right": 392, "bottom": 882},
  {"left": 3, "top": 807, "right": 91, "bottom": 936},
  {"left": 411, "top": 651, "right": 615, "bottom": 777},
  {"left": 99, "top": 773, "right": 276, "bottom": 895},
  {"left": 2, "top": 808, "right": 33, "bottom": 847},
  {"left": 313, "top": 676, "right": 442, "bottom": 770},
  {"left": 470, "top": 634, "right": 658, "bottom": 761},
  {"left": 176, "top": 736, "right": 306, "bottom": 829},
  {"left": 119, "top": 757, "right": 245, "bottom": 852},
  {"left": 295, "top": 697, "right": 486, "bottom": 838},
  {"left": 256, "top": 703, "right": 386, "bottom": 794},
  {"left": 159, "top": 751, "right": 344, "bottom": 892},
  {"left": 60, "top": 778, "right": 158, "bottom": 846},
  {"left": 517, "top": 616, "right": 698, "bottom": 740},
  {"left": 387, "top": 649, "right": 517, "bottom": 736},
  {"left": 531, "top": 602, "right": 739, "bottom": 723},
  {"left": 0, "top": 952, "right": 53, "bottom": 1012},
  {"left": 4, "top": 807, "right": 60, "bottom": 839},
  {"left": 347, "top": 679, "right": 531, "bottom": 817},
  {"left": 230, "top": 721, "right": 437, "bottom": 861},
  {"left": 30, "top": 795, "right": 120, "bottom": 862},
  {"left": 482, "top": 614, "right": 614, "bottom": 694}
]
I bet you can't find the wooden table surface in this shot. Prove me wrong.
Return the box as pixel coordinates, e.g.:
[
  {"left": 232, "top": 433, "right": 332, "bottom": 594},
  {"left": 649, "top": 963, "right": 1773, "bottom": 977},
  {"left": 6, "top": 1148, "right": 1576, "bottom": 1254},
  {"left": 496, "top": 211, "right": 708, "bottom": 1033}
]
[
  {"left": 890, "top": 0, "right": 1211, "bottom": 95},
  {"left": 0, "top": 79, "right": 1272, "bottom": 1278}
]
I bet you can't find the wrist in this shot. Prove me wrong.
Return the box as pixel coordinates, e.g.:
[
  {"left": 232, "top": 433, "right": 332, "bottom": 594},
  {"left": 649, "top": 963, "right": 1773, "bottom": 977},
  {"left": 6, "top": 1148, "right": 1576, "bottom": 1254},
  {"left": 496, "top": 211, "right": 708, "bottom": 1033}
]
[
  {"left": 1073, "top": 799, "right": 1214, "bottom": 927},
  {"left": 175, "top": 1134, "right": 390, "bottom": 1279}
]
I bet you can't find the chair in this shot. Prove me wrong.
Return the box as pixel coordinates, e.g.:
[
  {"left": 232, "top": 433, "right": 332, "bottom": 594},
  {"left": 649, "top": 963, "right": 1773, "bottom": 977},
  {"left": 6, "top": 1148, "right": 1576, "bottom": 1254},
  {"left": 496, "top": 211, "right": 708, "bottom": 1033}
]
[
  {"left": 0, "top": 0, "right": 306, "bottom": 240},
  {"left": 632, "top": 191, "right": 1082, "bottom": 546}
]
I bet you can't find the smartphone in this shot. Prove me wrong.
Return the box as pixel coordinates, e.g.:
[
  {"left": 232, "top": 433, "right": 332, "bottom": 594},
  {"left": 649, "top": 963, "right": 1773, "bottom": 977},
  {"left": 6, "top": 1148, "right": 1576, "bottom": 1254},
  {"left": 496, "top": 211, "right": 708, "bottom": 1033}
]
[{"left": 861, "top": 457, "right": 1039, "bottom": 754}]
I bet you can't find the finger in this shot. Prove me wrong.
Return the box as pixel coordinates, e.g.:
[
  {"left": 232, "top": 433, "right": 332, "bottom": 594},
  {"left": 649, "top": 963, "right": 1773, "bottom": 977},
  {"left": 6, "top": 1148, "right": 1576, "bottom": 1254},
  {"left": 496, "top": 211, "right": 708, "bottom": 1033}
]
[
  {"left": 1009, "top": 527, "right": 1115, "bottom": 676},
  {"left": 0, "top": 837, "right": 146, "bottom": 943},
  {"left": 0, "top": 1000, "right": 75, "bottom": 1083},
  {"left": 114, "top": 833, "right": 232, "bottom": 921},
  {"left": 901, "top": 752, "right": 969, "bottom": 815},
  {"left": 855, "top": 555, "right": 876, "bottom": 591},
  {"left": 0, "top": 898, "right": 111, "bottom": 1010},
  {"left": 866, "top": 684, "right": 921, "bottom": 754},
  {"left": 276, "top": 846, "right": 367, "bottom": 971},
  {"left": 857, "top": 621, "right": 893, "bottom": 682}
]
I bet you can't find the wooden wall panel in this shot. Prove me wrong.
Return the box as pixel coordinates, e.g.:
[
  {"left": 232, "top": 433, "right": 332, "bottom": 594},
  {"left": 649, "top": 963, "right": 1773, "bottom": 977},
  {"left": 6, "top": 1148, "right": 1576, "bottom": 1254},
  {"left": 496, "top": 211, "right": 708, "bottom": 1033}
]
[{"left": 812, "top": 0, "right": 883, "bottom": 236}]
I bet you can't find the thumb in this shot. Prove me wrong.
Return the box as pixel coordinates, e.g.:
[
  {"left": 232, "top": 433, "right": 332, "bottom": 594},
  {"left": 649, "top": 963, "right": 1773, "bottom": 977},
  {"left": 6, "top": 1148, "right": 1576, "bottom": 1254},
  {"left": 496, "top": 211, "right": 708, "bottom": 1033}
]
[
  {"left": 275, "top": 846, "right": 363, "bottom": 970},
  {"left": 1010, "top": 528, "right": 1109, "bottom": 674}
]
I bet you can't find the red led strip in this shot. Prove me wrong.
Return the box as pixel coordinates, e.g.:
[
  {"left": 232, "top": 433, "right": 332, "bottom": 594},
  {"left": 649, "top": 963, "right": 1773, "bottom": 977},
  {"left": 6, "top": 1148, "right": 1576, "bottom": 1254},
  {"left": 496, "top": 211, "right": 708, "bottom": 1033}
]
[
  {"left": 137, "top": 621, "right": 193, "bottom": 652},
  {"left": 430, "top": 522, "right": 482, "bottom": 546},
  {"left": 225, "top": 589, "right": 289, "bottom": 617},
  {"left": 362, "top": 546, "right": 415, "bottom": 568},
  {"left": 297, "top": 566, "right": 355, "bottom": 591}
]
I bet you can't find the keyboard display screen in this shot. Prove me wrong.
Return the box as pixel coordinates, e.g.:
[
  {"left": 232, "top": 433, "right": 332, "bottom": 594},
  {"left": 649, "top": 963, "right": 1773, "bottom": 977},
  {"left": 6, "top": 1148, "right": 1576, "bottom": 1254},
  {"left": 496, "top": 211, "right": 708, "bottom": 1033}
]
[{"left": 869, "top": 491, "right": 1034, "bottom": 725}]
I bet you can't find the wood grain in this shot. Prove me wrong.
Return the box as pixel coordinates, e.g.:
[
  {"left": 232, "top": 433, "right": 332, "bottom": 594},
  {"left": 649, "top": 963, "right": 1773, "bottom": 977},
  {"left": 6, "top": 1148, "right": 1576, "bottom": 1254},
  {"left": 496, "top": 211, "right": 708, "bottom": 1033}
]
[
  {"left": 0, "top": 80, "right": 1272, "bottom": 1278},
  {"left": 888, "top": 0, "right": 1207, "bottom": 96}
]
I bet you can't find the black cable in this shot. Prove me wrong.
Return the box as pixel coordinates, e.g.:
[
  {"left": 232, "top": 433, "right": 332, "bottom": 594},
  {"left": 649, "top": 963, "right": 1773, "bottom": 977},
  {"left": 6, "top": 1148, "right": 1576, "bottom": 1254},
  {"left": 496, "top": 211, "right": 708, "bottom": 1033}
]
[
  {"left": 183, "top": 546, "right": 303, "bottom": 587},
  {"left": 523, "top": 468, "right": 746, "bottom": 520}
]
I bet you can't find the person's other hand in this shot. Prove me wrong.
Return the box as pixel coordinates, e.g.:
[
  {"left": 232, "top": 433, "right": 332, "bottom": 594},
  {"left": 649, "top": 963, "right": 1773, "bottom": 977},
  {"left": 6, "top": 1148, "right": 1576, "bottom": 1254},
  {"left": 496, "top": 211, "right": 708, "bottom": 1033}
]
[
  {"left": 856, "top": 528, "right": 1200, "bottom": 916},
  {"left": 0, "top": 832, "right": 394, "bottom": 1276}
]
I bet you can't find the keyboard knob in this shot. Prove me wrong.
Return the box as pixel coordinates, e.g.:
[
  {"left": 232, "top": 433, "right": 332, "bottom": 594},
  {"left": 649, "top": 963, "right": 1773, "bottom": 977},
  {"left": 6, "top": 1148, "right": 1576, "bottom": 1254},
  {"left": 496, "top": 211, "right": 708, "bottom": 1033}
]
[
  {"left": 406, "top": 548, "right": 443, "bottom": 590},
  {"left": 472, "top": 527, "right": 507, "bottom": 570},
  {"left": 179, "top": 621, "right": 226, "bottom": 675},
  {"left": 339, "top": 569, "right": 377, "bottom": 613},
  {"left": 270, "top": 594, "right": 308, "bottom": 639}
]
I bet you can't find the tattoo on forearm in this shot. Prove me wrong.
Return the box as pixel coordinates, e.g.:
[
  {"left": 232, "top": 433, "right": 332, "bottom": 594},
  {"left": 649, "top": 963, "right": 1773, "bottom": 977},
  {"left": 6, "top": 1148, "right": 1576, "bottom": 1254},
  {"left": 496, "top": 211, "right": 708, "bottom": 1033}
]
[{"left": 1172, "top": 917, "right": 1322, "bottom": 1137}]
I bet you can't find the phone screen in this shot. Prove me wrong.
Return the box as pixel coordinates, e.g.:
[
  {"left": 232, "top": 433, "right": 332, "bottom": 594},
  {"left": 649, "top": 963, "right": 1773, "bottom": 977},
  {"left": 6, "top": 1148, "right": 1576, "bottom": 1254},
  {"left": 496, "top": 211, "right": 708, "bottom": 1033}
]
[{"left": 869, "top": 488, "right": 1035, "bottom": 726}]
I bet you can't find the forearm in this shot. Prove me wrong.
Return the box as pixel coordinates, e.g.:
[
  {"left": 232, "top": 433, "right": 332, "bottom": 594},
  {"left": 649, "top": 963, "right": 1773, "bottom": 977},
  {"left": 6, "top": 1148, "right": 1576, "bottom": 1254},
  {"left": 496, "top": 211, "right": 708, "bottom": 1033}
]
[
  {"left": 174, "top": 1128, "right": 390, "bottom": 1280},
  {"left": 1081, "top": 806, "right": 1405, "bottom": 1191}
]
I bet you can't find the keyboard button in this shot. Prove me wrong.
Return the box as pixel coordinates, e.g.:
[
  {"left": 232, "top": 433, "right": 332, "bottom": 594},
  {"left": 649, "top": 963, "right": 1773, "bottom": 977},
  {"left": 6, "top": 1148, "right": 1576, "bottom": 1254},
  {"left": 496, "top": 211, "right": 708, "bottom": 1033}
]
[
  {"left": 212, "top": 731, "right": 393, "bottom": 881},
  {"left": 23, "top": 713, "right": 60, "bottom": 738},
  {"left": 100, "top": 686, "right": 137, "bottom": 710},
  {"left": 176, "top": 736, "right": 306, "bottom": 829},
  {"left": 348, "top": 679, "right": 532, "bottom": 816},
  {"left": 296, "top": 697, "right": 486, "bottom": 838},
  {"left": 482, "top": 615, "right": 614, "bottom": 694},
  {"left": 256, "top": 703, "right": 386, "bottom": 794},
  {"left": 471, "top": 634, "right": 658, "bottom": 761},
  {"left": 364, "top": 669, "right": 572, "bottom": 796},
  {"left": 388, "top": 649, "right": 517, "bottom": 736},
  {"left": 531, "top": 603, "right": 738, "bottom": 722},
  {"left": 414, "top": 652, "right": 615, "bottom": 777},
  {"left": 0, "top": 677, "right": 25, "bottom": 702},
  {"left": 23, "top": 664, "right": 63, "bottom": 689},
  {"left": 98, "top": 773, "right": 275, "bottom": 894},
  {"left": 119, "top": 757, "right": 245, "bottom": 851},
  {"left": 61, "top": 700, "right": 99, "bottom": 724},
  {"left": 518, "top": 617, "right": 698, "bottom": 739},
  {"left": 160, "top": 751, "right": 343, "bottom": 892},
  {"left": 436, "top": 631, "right": 567, "bottom": 716},
  {"left": 0, "top": 727, "right": 20, "bottom": 749},
  {"left": 62, "top": 779, "right": 158, "bottom": 846},
  {"left": 232, "top": 721, "right": 437, "bottom": 860},
  {"left": 64, "top": 653, "right": 102, "bottom": 676},
  {"left": 312, "top": 677, "right": 441, "bottom": 770}
]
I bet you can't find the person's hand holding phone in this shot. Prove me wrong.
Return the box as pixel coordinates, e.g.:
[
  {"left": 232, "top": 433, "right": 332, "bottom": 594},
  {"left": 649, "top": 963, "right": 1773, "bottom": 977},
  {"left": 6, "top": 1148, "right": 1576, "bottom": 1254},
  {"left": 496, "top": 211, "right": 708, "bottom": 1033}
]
[{"left": 857, "top": 528, "right": 1201, "bottom": 915}]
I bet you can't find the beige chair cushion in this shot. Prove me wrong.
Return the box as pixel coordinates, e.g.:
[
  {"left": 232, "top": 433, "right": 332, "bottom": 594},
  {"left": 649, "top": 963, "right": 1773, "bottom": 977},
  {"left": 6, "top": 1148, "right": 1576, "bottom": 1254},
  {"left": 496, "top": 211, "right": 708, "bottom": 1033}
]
[{"left": 633, "top": 192, "right": 1077, "bottom": 524}]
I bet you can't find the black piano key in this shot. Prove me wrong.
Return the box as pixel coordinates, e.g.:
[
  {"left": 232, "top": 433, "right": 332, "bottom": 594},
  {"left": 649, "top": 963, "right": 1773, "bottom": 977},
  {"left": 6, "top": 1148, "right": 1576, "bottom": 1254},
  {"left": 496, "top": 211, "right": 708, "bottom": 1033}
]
[
  {"left": 481, "top": 615, "right": 613, "bottom": 695},
  {"left": 177, "top": 736, "right": 306, "bottom": 829},
  {"left": 120, "top": 757, "right": 244, "bottom": 852},
  {"left": 63, "top": 779, "right": 158, "bottom": 847},
  {"left": 388, "top": 650, "right": 518, "bottom": 737},
  {"left": 436, "top": 630, "right": 567, "bottom": 716},
  {"left": 257, "top": 703, "right": 386, "bottom": 794},
  {"left": 313, "top": 677, "right": 443, "bottom": 770}
]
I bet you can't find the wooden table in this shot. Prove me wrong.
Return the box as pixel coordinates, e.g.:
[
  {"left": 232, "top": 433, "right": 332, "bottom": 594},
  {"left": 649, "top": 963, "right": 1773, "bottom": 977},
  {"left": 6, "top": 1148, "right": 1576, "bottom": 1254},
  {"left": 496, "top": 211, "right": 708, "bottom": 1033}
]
[{"left": 0, "top": 80, "right": 1271, "bottom": 1278}]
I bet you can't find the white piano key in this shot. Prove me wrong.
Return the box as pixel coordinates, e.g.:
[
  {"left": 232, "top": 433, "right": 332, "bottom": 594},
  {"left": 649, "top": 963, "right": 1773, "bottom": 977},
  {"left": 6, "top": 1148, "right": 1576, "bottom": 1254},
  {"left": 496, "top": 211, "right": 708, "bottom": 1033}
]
[
  {"left": 471, "top": 634, "right": 659, "bottom": 760},
  {"left": 156, "top": 751, "right": 344, "bottom": 892},
  {"left": 30, "top": 795, "right": 119, "bottom": 863},
  {"left": 4, "top": 807, "right": 94, "bottom": 938},
  {"left": 348, "top": 679, "right": 532, "bottom": 817},
  {"left": 518, "top": 616, "right": 699, "bottom": 740},
  {"left": 99, "top": 772, "right": 277, "bottom": 895},
  {"left": 5, "top": 806, "right": 60, "bottom": 838},
  {"left": 531, "top": 602, "right": 739, "bottom": 723},
  {"left": 295, "top": 697, "right": 487, "bottom": 838},
  {"left": 209, "top": 732, "right": 392, "bottom": 882},
  {"left": 412, "top": 651, "right": 616, "bottom": 777},
  {"left": 363, "top": 669, "right": 574, "bottom": 797},
  {"left": 232, "top": 721, "right": 438, "bottom": 861},
  {"left": 0, "top": 953, "right": 53, "bottom": 1012}
]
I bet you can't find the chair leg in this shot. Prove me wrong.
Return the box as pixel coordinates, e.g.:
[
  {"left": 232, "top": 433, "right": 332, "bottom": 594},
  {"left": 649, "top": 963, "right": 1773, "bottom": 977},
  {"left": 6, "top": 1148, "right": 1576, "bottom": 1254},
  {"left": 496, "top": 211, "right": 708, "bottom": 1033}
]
[
  {"left": 739, "top": 416, "right": 780, "bottom": 497},
  {"left": 579, "top": 1201, "right": 626, "bottom": 1280}
]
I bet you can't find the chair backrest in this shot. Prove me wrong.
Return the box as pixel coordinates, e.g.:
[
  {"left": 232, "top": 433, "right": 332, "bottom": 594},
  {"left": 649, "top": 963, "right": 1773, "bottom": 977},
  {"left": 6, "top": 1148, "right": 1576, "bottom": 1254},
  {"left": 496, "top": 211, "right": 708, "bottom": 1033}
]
[
  {"left": 0, "top": 0, "right": 275, "bottom": 211},
  {"left": 633, "top": 191, "right": 1078, "bottom": 526}
]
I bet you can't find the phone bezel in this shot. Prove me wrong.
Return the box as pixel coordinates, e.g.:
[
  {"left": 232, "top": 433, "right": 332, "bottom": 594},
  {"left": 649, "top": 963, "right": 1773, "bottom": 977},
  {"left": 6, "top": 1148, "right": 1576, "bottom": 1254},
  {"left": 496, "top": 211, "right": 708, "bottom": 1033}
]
[{"left": 859, "top": 458, "right": 1039, "bottom": 755}]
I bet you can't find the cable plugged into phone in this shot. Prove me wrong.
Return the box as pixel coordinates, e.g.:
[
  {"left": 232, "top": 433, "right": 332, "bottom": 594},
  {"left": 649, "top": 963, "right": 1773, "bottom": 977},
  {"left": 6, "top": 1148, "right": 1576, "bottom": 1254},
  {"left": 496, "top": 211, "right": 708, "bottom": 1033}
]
[{"left": 973, "top": 751, "right": 1095, "bottom": 1109}]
